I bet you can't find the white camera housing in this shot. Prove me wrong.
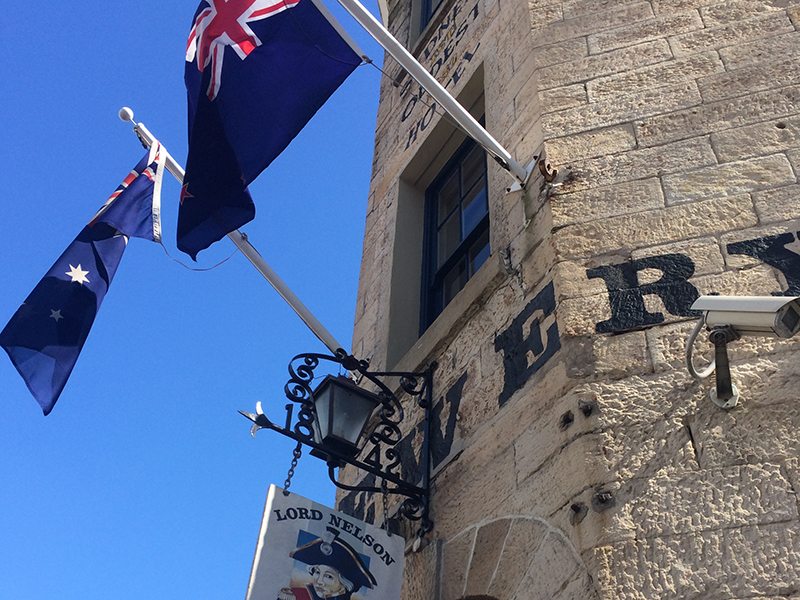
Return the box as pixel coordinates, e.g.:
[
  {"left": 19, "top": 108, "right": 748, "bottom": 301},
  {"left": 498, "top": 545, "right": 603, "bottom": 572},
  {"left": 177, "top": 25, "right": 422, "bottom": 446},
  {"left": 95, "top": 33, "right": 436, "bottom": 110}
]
[{"left": 690, "top": 295, "right": 800, "bottom": 338}]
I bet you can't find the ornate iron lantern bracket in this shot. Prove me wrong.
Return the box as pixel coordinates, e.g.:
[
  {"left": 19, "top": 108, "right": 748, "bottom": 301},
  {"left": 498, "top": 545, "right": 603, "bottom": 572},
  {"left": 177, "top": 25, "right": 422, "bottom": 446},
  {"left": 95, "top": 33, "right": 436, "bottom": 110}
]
[{"left": 239, "top": 349, "right": 436, "bottom": 536}]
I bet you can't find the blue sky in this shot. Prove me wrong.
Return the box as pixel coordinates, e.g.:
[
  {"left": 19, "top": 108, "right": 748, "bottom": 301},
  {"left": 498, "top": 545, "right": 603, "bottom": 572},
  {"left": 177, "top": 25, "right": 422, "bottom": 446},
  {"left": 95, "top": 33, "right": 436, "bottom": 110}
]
[{"left": 0, "top": 2, "right": 383, "bottom": 597}]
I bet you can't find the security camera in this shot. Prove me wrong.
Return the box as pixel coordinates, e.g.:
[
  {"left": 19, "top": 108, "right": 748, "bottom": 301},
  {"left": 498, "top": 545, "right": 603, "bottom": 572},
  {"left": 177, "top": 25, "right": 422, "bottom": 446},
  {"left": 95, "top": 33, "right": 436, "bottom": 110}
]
[
  {"left": 686, "top": 295, "right": 800, "bottom": 410},
  {"left": 690, "top": 295, "right": 800, "bottom": 338}
]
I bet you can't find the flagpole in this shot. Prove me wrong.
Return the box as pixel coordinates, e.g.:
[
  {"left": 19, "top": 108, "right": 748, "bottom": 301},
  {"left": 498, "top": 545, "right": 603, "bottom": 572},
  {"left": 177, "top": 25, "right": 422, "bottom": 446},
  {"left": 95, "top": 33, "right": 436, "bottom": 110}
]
[
  {"left": 334, "top": 0, "right": 532, "bottom": 186},
  {"left": 119, "top": 108, "right": 347, "bottom": 356}
]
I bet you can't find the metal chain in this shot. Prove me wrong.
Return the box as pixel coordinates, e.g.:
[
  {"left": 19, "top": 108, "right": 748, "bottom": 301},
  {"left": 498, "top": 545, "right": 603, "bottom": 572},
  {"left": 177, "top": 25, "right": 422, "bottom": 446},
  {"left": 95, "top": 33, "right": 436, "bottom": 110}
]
[
  {"left": 283, "top": 441, "right": 303, "bottom": 496},
  {"left": 381, "top": 479, "right": 392, "bottom": 536}
]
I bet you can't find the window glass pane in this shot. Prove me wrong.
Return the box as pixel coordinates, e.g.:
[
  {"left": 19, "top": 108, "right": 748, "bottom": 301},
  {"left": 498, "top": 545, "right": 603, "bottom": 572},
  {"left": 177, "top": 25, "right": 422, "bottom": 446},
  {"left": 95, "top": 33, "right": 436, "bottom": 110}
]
[
  {"left": 461, "top": 145, "right": 485, "bottom": 193},
  {"left": 423, "top": 0, "right": 444, "bottom": 27},
  {"left": 437, "top": 171, "right": 460, "bottom": 226},
  {"left": 438, "top": 212, "right": 461, "bottom": 267},
  {"left": 469, "top": 227, "right": 490, "bottom": 276},
  {"left": 442, "top": 258, "right": 467, "bottom": 306},
  {"left": 462, "top": 184, "right": 487, "bottom": 236}
]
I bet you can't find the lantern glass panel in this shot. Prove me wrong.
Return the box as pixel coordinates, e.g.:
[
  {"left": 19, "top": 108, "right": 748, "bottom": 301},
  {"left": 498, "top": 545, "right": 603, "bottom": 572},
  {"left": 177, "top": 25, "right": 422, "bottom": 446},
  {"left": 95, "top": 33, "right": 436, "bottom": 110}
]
[{"left": 311, "top": 376, "right": 381, "bottom": 457}]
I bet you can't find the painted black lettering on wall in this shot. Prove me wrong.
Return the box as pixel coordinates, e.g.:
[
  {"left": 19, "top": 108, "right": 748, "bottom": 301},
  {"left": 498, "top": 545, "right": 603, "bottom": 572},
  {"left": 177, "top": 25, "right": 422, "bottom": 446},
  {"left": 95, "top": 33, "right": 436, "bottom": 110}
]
[
  {"left": 337, "top": 372, "right": 467, "bottom": 521},
  {"left": 338, "top": 473, "right": 376, "bottom": 523},
  {"left": 587, "top": 254, "right": 699, "bottom": 333},
  {"left": 589, "top": 231, "right": 800, "bottom": 333},
  {"left": 494, "top": 282, "right": 561, "bottom": 406},
  {"left": 728, "top": 232, "right": 800, "bottom": 295}
]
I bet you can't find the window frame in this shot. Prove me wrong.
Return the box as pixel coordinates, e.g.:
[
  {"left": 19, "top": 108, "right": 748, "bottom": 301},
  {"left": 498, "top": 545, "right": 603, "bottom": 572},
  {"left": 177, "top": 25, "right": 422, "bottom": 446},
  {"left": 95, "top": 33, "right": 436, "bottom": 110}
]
[
  {"left": 420, "top": 134, "right": 489, "bottom": 332},
  {"left": 419, "top": 0, "right": 445, "bottom": 32}
]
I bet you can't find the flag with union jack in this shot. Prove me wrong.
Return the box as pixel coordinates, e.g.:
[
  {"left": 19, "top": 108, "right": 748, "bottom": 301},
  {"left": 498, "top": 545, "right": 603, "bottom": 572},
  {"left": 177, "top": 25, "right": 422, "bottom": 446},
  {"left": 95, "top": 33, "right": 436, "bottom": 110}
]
[
  {"left": 0, "top": 145, "right": 166, "bottom": 415},
  {"left": 178, "top": 0, "right": 363, "bottom": 259}
]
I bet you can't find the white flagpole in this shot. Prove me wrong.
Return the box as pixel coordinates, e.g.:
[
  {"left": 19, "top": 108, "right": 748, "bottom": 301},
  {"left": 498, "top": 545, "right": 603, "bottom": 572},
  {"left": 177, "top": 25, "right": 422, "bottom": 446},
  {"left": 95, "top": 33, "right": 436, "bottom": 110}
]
[
  {"left": 335, "top": 0, "right": 532, "bottom": 186},
  {"left": 118, "top": 108, "right": 347, "bottom": 356}
]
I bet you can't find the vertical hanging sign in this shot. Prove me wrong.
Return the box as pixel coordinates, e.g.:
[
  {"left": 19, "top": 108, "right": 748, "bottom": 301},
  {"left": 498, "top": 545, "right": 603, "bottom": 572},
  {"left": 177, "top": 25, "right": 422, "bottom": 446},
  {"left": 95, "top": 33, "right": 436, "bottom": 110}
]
[{"left": 246, "top": 485, "right": 406, "bottom": 600}]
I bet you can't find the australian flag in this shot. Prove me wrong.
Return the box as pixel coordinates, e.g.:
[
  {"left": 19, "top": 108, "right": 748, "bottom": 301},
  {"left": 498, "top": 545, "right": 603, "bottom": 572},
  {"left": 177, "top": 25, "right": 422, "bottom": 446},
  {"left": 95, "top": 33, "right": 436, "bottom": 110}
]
[
  {"left": 179, "top": 0, "right": 362, "bottom": 259},
  {"left": 0, "top": 145, "right": 166, "bottom": 415}
]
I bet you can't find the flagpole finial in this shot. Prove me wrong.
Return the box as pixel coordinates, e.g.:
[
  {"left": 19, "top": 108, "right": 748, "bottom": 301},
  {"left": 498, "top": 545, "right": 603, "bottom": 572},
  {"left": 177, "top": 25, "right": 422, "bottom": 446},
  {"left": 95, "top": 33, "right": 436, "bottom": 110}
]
[{"left": 118, "top": 107, "right": 136, "bottom": 124}]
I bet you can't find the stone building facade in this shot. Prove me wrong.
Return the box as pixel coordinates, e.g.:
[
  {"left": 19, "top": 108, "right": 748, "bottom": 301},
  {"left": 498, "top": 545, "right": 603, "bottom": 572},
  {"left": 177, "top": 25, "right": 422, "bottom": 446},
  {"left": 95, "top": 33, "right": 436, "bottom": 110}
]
[{"left": 339, "top": 0, "right": 800, "bottom": 598}]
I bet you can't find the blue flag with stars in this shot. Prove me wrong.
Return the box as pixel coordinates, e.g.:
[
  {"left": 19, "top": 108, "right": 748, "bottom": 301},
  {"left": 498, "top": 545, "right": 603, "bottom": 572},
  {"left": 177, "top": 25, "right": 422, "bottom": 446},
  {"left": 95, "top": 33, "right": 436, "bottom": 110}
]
[
  {"left": 0, "top": 145, "right": 166, "bottom": 415},
  {"left": 178, "top": 0, "right": 362, "bottom": 259}
]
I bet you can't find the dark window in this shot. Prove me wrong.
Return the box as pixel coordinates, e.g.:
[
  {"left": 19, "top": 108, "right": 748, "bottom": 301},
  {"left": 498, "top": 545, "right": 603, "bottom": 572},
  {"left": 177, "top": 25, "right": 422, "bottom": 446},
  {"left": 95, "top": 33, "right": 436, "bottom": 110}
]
[
  {"left": 420, "top": 0, "right": 445, "bottom": 31},
  {"left": 421, "top": 136, "right": 489, "bottom": 330}
]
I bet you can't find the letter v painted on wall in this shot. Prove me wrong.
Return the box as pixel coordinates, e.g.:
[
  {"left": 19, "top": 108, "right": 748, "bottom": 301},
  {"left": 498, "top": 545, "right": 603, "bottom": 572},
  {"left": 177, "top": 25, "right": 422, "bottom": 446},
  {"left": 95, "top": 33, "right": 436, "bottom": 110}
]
[{"left": 337, "top": 372, "right": 468, "bottom": 522}]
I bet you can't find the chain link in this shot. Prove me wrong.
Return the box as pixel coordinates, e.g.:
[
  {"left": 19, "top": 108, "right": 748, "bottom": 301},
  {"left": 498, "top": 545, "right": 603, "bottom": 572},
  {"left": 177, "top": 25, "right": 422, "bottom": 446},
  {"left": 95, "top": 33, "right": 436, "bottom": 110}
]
[
  {"left": 282, "top": 441, "right": 303, "bottom": 496},
  {"left": 381, "top": 479, "right": 392, "bottom": 536}
]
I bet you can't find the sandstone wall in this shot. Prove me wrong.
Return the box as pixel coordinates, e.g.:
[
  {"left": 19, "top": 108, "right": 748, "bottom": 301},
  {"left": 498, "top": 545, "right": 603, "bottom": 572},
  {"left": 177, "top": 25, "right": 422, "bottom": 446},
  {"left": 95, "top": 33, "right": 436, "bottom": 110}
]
[{"left": 342, "top": 0, "right": 800, "bottom": 598}]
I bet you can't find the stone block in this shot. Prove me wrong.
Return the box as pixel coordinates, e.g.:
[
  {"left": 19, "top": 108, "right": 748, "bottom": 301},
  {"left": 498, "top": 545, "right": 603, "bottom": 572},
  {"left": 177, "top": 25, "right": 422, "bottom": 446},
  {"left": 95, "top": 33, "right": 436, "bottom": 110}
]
[
  {"left": 661, "top": 154, "right": 795, "bottom": 204},
  {"left": 784, "top": 457, "right": 800, "bottom": 511},
  {"left": 587, "top": 52, "right": 723, "bottom": 102},
  {"left": 401, "top": 539, "right": 440, "bottom": 600},
  {"left": 555, "top": 136, "right": 718, "bottom": 193},
  {"left": 558, "top": 291, "right": 620, "bottom": 337},
  {"left": 692, "top": 402, "right": 800, "bottom": 470},
  {"left": 720, "top": 31, "right": 800, "bottom": 70},
  {"left": 562, "top": 330, "right": 653, "bottom": 380},
  {"left": 539, "top": 83, "right": 588, "bottom": 114},
  {"left": 700, "top": 0, "right": 787, "bottom": 26},
  {"left": 561, "top": 0, "right": 647, "bottom": 20},
  {"left": 532, "top": 2, "right": 654, "bottom": 48},
  {"left": 463, "top": 518, "right": 512, "bottom": 595},
  {"left": 511, "top": 71, "right": 542, "bottom": 121},
  {"left": 539, "top": 39, "right": 673, "bottom": 91},
  {"left": 551, "top": 177, "right": 665, "bottom": 227},
  {"left": 712, "top": 114, "right": 800, "bottom": 162},
  {"left": 650, "top": 0, "right": 715, "bottom": 13},
  {"left": 528, "top": 37, "right": 590, "bottom": 72},
  {"left": 669, "top": 12, "right": 795, "bottom": 57},
  {"left": 588, "top": 521, "right": 800, "bottom": 599},
  {"left": 553, "top": 257, "right": 621, "bottom": 301},
  {"left": 507, "top": 385, "right": 603, "bottom": 484},
  {"left": 513, "top": 433, "right": 614, "bottom": 516},
  {"left": 631, "top": 238, "right": 726, "bottom": 277},
  {"left": 552, "top": 195, "right": 758, "bottom": 260},
  {"left": 487, "top": 517, "right": 550, "bottom": 599},
  {"left": 441, "top": 528, "right": 476, "bottom": 600},
  {"left": 788, "top": 147, "right": 800, "bottom": 175},
  {"left": 618, "top": 464, "right": 798, "bottom": 539},
  {"left": 635, "top": 84, "right": 800, "bottom": 148},
  {"left": 546, "top": 124, "right": 637, "bottom": 163},
  {"left": 527, "top": 0, "right": 563, "bottom": 30},
  {"left": 517, "top": 237, "right": 557, "bottom": 298},
  {"left": 600, "top": 417, "right": 699, "bottom": 481},
  {"left": 513, "top": 531, "right": 584, "bottom": 598},
  {"left": 432, "top": 432, "right": 519, "bottom": 540},
  {"left": 700, "top": 55, "right": 800, "bottom": 103},
  {"left": 544, "top": 81, "right": 701, "bottom": 138},
  {"left": 753, "top": 184, "right": 800, "bottom": 224},
  {"left": 554, "top": 570, "right": 600, "bottom": 599},
  {"left": 589, "top": 12, "right": 704, "bottom": 54},
  {"left": 790, "top": 4, "right": 800, "bottom": 25},
  {"left": 692, "top": 263, "right": 784, "bottom": 299}
]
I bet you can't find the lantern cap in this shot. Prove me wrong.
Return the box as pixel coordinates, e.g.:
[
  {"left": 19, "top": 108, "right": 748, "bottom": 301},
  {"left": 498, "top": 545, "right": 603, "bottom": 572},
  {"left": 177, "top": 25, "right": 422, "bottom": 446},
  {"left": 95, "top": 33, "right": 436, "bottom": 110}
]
[{"left": 313, "top": 374, "right": 381, "bottom": 401}]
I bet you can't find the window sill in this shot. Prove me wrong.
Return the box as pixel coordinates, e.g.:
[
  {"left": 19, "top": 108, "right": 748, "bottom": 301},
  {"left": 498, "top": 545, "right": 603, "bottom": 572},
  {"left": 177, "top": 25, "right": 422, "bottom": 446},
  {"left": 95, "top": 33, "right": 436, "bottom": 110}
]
[{"left": 391, "top": 251, "right": 506, "bottom": 373}]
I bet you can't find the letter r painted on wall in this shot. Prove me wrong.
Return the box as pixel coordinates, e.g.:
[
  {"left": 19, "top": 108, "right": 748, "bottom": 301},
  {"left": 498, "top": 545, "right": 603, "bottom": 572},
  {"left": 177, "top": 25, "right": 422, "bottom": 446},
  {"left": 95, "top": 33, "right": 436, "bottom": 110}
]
[
  {"left": 494, "top": 282, "right": 561, "bottom": 406},
  {"left": 587, "top": 254, "right": 700, "bottom": 333}
]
